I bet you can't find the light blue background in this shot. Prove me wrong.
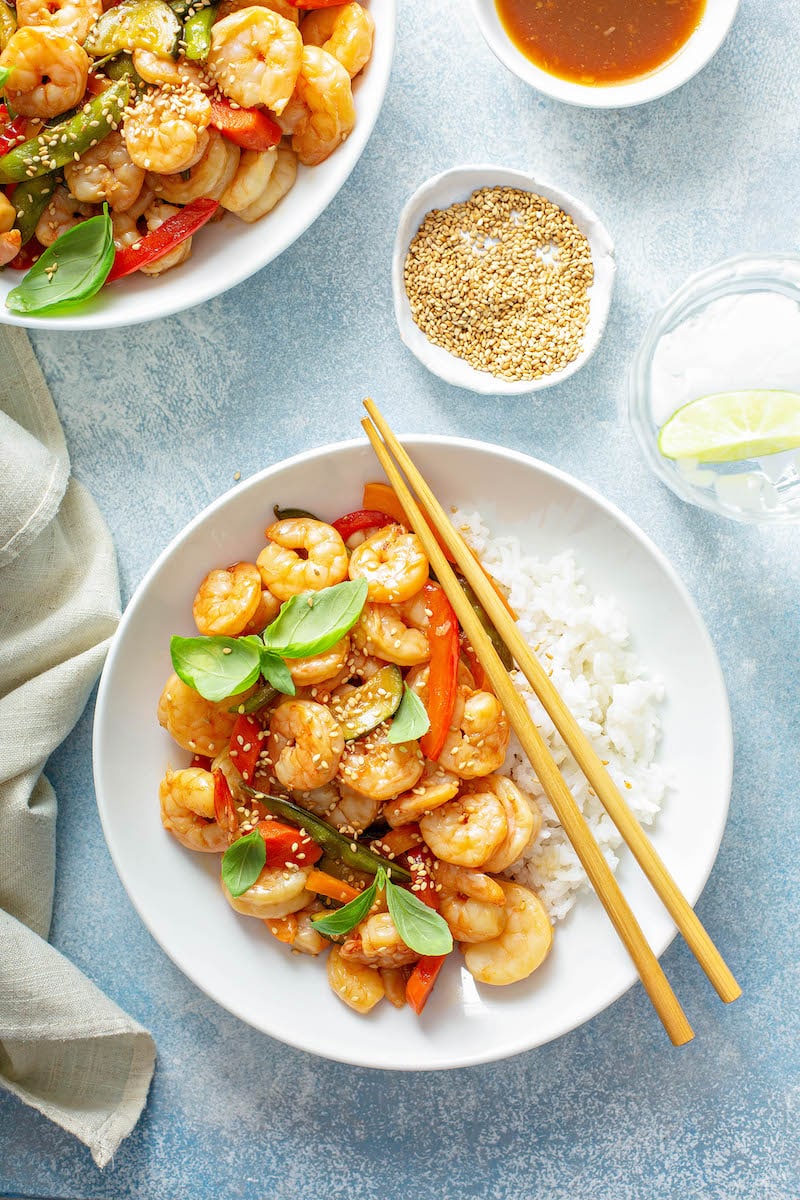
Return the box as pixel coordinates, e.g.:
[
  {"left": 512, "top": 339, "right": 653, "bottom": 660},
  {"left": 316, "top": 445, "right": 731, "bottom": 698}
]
[{"left": 2, "top": 1, "right": 799, "bottom": 1195}]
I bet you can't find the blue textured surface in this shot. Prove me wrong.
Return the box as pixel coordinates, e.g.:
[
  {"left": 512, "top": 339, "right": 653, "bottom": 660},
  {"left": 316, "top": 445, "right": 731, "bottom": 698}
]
[{"left": 3, "top": 1, "right": 800, "bottom": 1195}]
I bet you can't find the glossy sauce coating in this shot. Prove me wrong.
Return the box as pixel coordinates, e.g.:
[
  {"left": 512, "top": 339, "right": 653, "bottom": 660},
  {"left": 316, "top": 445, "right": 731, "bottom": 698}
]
[{"left": 495, "top": 0, "right": 706, "bottom": 85}]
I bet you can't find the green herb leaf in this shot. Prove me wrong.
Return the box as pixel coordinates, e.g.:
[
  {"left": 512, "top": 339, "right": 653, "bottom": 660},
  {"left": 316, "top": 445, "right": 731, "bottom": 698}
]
[
  {"left": 262, "top": 578, "right": 368, "bottom": 659},
  {"left": 170, "top": 634, "right": 261, "bottom": 701},
  {"left": 0, "top": 66, "right": 10, "bottom": 90},
  {"left": 311, "top": 873, "right": 379, "bottom": 938},
  {"left": 221, "top": 830, "right": 265, "bottom": 897},
  {"left": 260, "top": 649, "right": 295, "bottom": 695},
  {"left": 385, "top": 877, "right": 453, "bottom": 956},
  {"left": 387, "top": 684, "right": 430, "bottom": 744},
  {"left": 6, "top": 205, "right": 114, "bottom": 315}
]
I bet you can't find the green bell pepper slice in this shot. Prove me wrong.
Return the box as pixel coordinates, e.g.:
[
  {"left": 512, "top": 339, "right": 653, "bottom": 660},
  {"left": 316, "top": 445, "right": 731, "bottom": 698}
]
[{"left": 183, "top": 4, "right": 216, "bottom": 60}]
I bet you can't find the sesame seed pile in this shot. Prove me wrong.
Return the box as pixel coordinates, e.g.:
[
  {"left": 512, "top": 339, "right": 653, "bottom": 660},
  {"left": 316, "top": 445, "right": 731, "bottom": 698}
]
[{"left": 403, "top": 186, "right": 594, "bottom": 382}]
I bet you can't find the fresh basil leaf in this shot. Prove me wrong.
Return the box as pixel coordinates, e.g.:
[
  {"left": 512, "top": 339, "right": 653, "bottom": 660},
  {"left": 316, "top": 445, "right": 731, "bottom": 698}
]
[
  {"left": 385, "top": 877, "right": 453, "bottom": 956},
  {"left": 170, "top": 634, "right": 261, "bottom": 701},
  {"left": 262, "top": 578, "right": 368, "bottom": 659},
  {"left": 0, "top": 66, "right": 10, "bottom": 90},
  {"left": 311, "top": 874, "right": 378, "bottom": 938},
  {"left": 387, "top": 684, "right": 430, "bottom": 744},
  {"left": 6, "top": 205, "right": 114, "bottom": 315},
  {"left": 260, "top": 649, "right": 295, "bottom": 695},
  {"left": 221, "top": 830, "right": 265, "bottom": 897}
]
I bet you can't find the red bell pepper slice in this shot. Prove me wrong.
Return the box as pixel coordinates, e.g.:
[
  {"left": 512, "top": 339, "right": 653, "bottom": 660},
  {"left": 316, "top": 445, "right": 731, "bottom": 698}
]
[
  {"left": 106, "top": 197, "right": 219, "bottom": 282},
  {"left": 331, "top": 507, "right": 397, "bottom": 541},
  {"left": 0, "top": 107, "right": 28, "bottom": 157},
  {"left": 228, "top": 713, "right": 263, "bottom": 784},
  {"left": 254, "top": 819, "right": 323, "bottom": 869},
  {"left": 190, "top": 753, "right": 213, "bottom": 770},
  {"left": 7, "top": 236, "right": 43, "bottom": 270},
  {"left": 209, "top": 99, "right": 282, "bottom": 152},
  {"left": 419, "top": 582, "right": 459, "bottom": 762},
  {"left": 406, "top": 954, "right": 447, "bottom": 1015},
  {"left": 402, "top": 844, "right": 450, "bottom": 1014}
]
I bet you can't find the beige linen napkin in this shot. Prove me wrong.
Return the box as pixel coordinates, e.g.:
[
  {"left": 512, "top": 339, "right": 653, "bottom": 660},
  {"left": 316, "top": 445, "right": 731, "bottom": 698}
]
[{"left": 0, "top": 326, "right": 155, "bottom": 1168}]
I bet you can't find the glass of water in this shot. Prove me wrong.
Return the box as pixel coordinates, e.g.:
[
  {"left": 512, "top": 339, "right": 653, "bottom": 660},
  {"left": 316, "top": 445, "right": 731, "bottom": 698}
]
[{"left": 628, "top": 254, "right": 800, "bottom": 523}]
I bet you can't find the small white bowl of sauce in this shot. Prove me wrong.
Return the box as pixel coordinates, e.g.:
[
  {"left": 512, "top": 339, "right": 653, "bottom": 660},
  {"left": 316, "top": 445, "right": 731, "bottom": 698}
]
[{"left": 470, "top": 0, "right": 741, "bottom": 107}]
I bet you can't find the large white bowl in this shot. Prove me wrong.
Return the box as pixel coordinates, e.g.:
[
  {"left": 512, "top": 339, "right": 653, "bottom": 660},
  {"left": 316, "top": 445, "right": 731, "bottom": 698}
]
[
  {"left": 0, "top": 0, "right": 395, "bottom": 331},
  {"left": 470, "top": 0, "right": 740, "bottom": 108},
  {"left": 93, "top": 436, "right": 733, "bottom": 1069}
]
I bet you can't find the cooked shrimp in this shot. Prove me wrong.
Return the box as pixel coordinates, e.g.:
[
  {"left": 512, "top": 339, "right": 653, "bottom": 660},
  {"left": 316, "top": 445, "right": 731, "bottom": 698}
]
[
  {"left": 137, "top": 200, "right": 194, "bottom": 275},
  {"left": 419, "top": 788, "right": 508, "bottom": 869},
  {"left": 34, "top": 185, "right": 94, "bottom": 247},
  {"left": 110, "top": 210, "right": 138, "bottom": 250},
  {"left": 0, "top": 230, "right": 21, "bottom": 264},
  {"left": 124, "top": 85, "right": 212, "bottom": 175},
  {"left": 16, "top": 0, "right": 100, "bottom": 42},
  {"left": 380, "top": 966, "right": 408, "bottom": 1008},
  {"left": 192, "top": 561, "right": 263, "bottom": 637},
  {"left": 350, "top": 601, "right": 429, "bottom": 667},
  {"left": 148, "top": 127, "right": 240, "bottom": 204},
  {"left": 465, "top": 774, "right": 540, "bottom": 874},
  {"left": 257, "top": 517, "right": 348, "bottom": 601},
  {"left": 159, "top": 766, "right": 228, "bottom": 852},
  {"left": 207, "top": 7, "right": 302, "bottom": 113},
  {"left": 236, "top": 144, "right": 297, "bottom": 223},
  {"left": 437, "top": 685, "right": 509, "bottom": 779},
  {"left": 384, "top": 759, "right": 460, "bottom": 827},
  {"left": 0, "top": 194, "right": 15, "bottom": 234},
  {"left": 463, "top": 882, "right": 553, "bottom": 985},
  {"left": 222, "top": 863, "right": 312, "bottom": 919},
  {"left": 220, "top": 146, "right": 277, "bottom": 214},
  {"left": 348, "top": 526, "right": 429, "bottom": 604},
  {"left": 0, "top": 26, "right": 88, "bottom": 118},
  {"left": 290, "top": 43, "right": 355, "bottom": 166},
  {"left": 340, "top": 912, "right": 419, "bottom": 969},
  {"left": 295, "top": 778, "right": 380, "bottom": 834},
  {"left": 63, "top": 130, "right": 145, "bottom": 212},
  {"left": 268, "top": 698, "right": 344, "bottom": 791},
  {"left": 265, "top": 901, "right": 328, "bottom": 954},
  {"left": 16, "top": 0, "right": 101, "bottom": 44},
  {"left": 157, "top": 671, "right": 239, "bottom": 756},
  {"left": 217, "top": 0, "right": 298, "bottom": 22},
  {"left": 300, "top": 2, "right": 374, "bottom": 78},
  {"left": 240, "top": 587, "right": 282, "bottom": 636},
  {"left": 287, "top": 635, "right": 350, "bottom": 687},
  {"left": 338, "top": 725, "right": 424, "bottom": 802},
  {"left": 433, "top": 861, "right": 506, "bottom": 905},
  {"left": 327, "top": 944, "right": 385, "bottom": 1013},
  {"left": 131, "top": 49, "right": 208, "bottom": 87}
]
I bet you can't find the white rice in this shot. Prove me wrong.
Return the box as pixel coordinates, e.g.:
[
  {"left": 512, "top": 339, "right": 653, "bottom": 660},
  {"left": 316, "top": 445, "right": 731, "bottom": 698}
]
[{"left": 453, "top": 510, "right": 669, "bottom": 922}]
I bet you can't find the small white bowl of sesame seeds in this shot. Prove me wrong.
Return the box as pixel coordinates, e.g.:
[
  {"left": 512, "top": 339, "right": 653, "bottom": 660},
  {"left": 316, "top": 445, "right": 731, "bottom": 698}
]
[{"left": 392, "top": 165, "right": 615, "bottom": 394}]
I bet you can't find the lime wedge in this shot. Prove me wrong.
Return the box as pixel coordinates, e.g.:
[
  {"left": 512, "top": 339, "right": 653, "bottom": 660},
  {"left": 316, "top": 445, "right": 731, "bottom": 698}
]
[{"left": 657, "top": 390, "right": 800, "bottom": 463}]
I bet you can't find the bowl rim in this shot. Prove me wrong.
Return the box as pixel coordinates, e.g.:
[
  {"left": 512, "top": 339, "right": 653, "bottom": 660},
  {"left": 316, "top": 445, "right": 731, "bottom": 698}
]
[
  {"left": 0, "top": 0, "right": 396, "bottom": 331},
  {"left": 469, "top": 0, "right": 741, "bottom": 108},
  {"left": 93, "top": 433, "right": 733, "bottom": 1068},
  {"left": 391, "top": 164, "right": 616, "bottom": 395},
  {"left": 627, "top": 251, "right": 800, "bottom": 524}
]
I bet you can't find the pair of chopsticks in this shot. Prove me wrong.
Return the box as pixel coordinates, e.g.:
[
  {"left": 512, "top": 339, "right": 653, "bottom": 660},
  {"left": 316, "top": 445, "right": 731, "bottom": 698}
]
[{"left": 362, "top": 398, "right": 741, "bottom": 1046}]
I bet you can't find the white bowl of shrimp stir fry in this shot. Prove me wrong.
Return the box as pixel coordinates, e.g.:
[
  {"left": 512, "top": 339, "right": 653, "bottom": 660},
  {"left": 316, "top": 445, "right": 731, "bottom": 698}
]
[
  {"left": 0, "top": 0, "right": 394, "bottom": 326},
  {"left": 94, "top": 437, "right": 734, "bottom": 1067}
]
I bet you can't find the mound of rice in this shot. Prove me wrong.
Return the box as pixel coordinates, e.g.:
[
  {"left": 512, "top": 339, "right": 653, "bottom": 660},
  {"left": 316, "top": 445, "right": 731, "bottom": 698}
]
[{"left": 454, "top": 511, "right": 669, "bottom": 923}]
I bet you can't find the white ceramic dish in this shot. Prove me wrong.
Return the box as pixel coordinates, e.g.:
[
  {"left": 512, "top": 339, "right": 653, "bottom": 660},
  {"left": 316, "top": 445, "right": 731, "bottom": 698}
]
[
  {"left": 0, "top": 0, "right": 395, "bottom": 331},
  {"left": 93, "top": 436, "right": 733, "bottom": 1069},
  {"left": 392, "top": 166, "right": 615, "bottom": 394},
  {"left": 470, "top": 0, "right": 740, "bottom": 108}
]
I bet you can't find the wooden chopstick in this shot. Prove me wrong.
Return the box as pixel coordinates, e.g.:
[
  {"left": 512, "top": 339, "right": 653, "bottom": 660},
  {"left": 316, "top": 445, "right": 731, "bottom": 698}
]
[
  {"left": 361, "top": 407, "right": 694, "bottom": 1046},
  {"left": 363, "top": 401, "right": 741, "bottom": 1012}
]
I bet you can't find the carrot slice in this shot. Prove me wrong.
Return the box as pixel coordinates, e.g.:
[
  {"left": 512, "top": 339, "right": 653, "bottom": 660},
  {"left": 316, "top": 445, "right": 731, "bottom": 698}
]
[{"left": 306, "top": 868, "right": 362, "bottom": 904}]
